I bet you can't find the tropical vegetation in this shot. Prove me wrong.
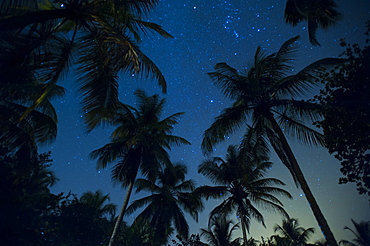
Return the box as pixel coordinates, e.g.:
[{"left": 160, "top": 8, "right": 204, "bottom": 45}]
[
  {"left": 90, "top": 89, "right": 190, "bottom": 245},
  {"left": 201, "top": 35, "right": 343, "bottom": 246},
  {"left": 339, "top": 220, "right": 370, "bottom": 246},
  {"left": 0, "top": 1, "right": 368, "bottom": 246},
  {"left": 126, "top": 162, "right": 203, "bottom": 245},
  {"left": 0, "top": 0, "right": 172, "bottom": 136},
  {"left": 272, "top": 217, "right": 315, "bottom": 246},
  {"left": 284, "top": 0, "right": 341, "bottom": 46},
  {"left": 200, "top": 213, "right": 241, "bottom": 246},
  {"left": 314, "top": 21, "right": 370, "bottom": 199},
  {"left": 197, "top": 145, "right": 292, "bottom": 245}
]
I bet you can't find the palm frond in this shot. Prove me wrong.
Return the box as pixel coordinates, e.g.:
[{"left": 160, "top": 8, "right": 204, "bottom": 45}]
[
  {"left": 275, "top": 99, "right": 324, "bottom": 123},
  {"left": 195, "top": 185, "right": 228, "bottom": 200},
  {"left": 128, "top": 18, "right": 173, "bottom": 40},
  {"left": 90, "top": 142, "right": 128, "bottom": 168},
  {"left": 284, "top": 0, "right": 304, "bottom": 26},
  {"left": 112, "top": 0, "right": 161, "bottom": 17},
  {"left": 241, "top": 199, "right": 265, "bottom": 229},
  {"left": 202, "top": 105, "right": 248, "bottom": 154},
  {"left": 174, "top": 179, "right": 196, "bottom": 191},
  {"left": 198, "top": 158, "right": 228, "bottom": 183},
  {"left": 176, "top": 192, "right": 203, "bottom": 221},
  {"left": 111, "top": 152, "right": 141, "bottom": 186},
  {"left": 276, "top": 35, "right": 300, "bottom": 63},
  {"left": 208, "top": 62, "right": 244, "bottom": 100},
  {"left": 126, "top": 194, "right": 156, "bottom": 215},
  {"left": 240, "top": 124, "right": 271, "bottom": 161},
  {"left": 135, "top": 49, "right": 168, "bottom": 93},
  {"left": 210, "top": 198, "right": 236, "bottom": 219},
  {"left": 275, "top": 111, "right": 325, "bottom": 147},
  {"left": 308, "top": 18, "right": 320, "bottom": 46},
  {"left": 134, "top": 178, "right": 158, "bottom": 193}
]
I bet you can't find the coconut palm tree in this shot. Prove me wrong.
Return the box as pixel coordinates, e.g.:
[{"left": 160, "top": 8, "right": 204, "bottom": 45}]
[
  {"left": 126, "top": 162, "right": 203, "bottom": 244},
  {"left": 284, "top": 0, "right": 341, "bottom": 46},
  {"left": 200, "top": 213, "right": 241, "bottom": 246},
  {"left": 272, "top": 218, "right": 315, "bottom": 246},
  {"left": 118, "top": 218, "right": 157, "bottom": 246},
  {"left": 80, "top": 190, "right": 116, "bottom": 220},
  {"left": 90, "top": 89, "right": 190, "bottom": 246},
  {"left": 339, "top": 220, "right": 370, "bottom": 246},
  {"left": 244, "top": 237, "right": 261, "bottom": 246},
  {"left": 202, "top": 36, "right": 343, "bottom": 246},
  {"left": 197, "top": 145, "right": 292, "bottom": 245},
  {"left": 0, "top": 0, "right": 172, "bottom": 130}
]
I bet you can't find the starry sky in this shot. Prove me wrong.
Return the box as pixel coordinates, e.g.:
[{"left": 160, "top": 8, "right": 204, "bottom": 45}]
[{"left": 42, "top": 0, "right": 370, "bottom": 243}]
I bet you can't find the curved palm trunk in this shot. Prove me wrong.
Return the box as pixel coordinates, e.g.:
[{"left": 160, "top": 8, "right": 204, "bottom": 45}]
[
  {"left": 267, "top": 114, "right": 338, "bottom": 246},
  {"left": 108, "top": 181, "right": 134, "bottom": 246}
]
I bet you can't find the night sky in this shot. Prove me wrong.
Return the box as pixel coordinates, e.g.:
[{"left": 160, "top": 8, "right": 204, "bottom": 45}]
[{"left": 42, "top": 0, "right": 370, "bottom": 243}]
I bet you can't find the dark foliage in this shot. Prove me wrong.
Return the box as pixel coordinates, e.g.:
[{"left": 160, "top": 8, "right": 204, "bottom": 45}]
[
  {"left": 171, "top": 234, "right": 209, "bottom": 246},
  {"left": 314, "top": 21, "right": 370, "bottom": 199},
  {"left": 47, "top": 193, "right": 113, "bottom": 246},
  {"left": 0, "top": 148, "right": 115, "bottom": 245},
  {"left": 284, "top": 0, "right": 341, "bottom": 46},
  {"left": 0, "top": 150, "right": 59, "bottom": 245}
]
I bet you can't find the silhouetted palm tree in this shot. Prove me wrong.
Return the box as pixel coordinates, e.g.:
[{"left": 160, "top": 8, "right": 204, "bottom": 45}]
[
  {"left": 118, "top": 219, "right": 157, "bottom": 246},
  {"left": 200, "top": 213, "right": 241, "bottom": 246},
  {"left": 126, "top": 162, "right": 203, "bottom": 244},
  {"left": 0, "top": 38, "right": 64, "bottom": 158},
  {"left": 272, "top": 218, "right": 315, "bottom": 246},
  {"left": 198, "top": 145, "right": 292, "bottom": 245},
  {"left": 284, "top": 0, "right": 341, "bottom": 46},
  {"left": 339, "top": 220, "right": 370, "bottom": 246},
  {"left": 244, "top": 237, "right": 261, "bottom": 246},
  {"left": 80, "top": 190, "right": 116, "bottom": 220},
  {"left": 90, "top": 89, "right": 190, "bottom": 246},
  {"left": 202, "top": 36, "right": 343, "bottom": 246},
  {"left": 0, "top": 0, "right": 172, "bottom": 130}
]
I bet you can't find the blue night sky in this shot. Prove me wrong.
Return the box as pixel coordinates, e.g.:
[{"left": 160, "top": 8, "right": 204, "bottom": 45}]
[{"left": 42, "top": 0, "right": 370, "bottom": 243}]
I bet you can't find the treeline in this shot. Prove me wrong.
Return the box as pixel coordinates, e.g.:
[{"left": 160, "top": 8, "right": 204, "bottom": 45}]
[{"left": 0, "top": 150, "right": 368, "bottom": 245}]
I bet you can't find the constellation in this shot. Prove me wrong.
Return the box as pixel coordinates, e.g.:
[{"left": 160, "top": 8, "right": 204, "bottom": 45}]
[{"left": 221, "top": 0, "right": 243, "bottom": 40}]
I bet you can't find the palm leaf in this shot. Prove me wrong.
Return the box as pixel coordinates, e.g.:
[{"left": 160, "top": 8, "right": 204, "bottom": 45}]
[
  {"left": 275, "top": 111, "right": 325, "bottom": 146},
  {"left": 208, "top": 62, "right": 244, "bottom": 100},
  {"left": 202, "top": 104, "right": 248, "bottom": 154}
]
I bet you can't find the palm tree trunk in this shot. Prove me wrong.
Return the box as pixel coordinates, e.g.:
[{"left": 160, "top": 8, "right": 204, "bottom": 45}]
[
  {"left": 267, "top": 114, "right": 338, "bottom": 246},
  {"left": 108, "top": 181, "right": 134, "bottom": 246},
  {"left": 241, "top": 217, "right": 248, "bottom": 246}
]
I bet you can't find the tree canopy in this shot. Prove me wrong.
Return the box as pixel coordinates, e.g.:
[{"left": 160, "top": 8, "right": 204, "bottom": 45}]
[{"left": 314, "top": 21, "right": 370, "bottom": 199}]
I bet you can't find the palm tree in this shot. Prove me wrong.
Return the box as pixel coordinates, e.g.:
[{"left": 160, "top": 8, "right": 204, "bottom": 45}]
[
  {"left": 272, "top": 218, "right": 315, "bottom": 246},
  {"left": 126, "top": 162, "right": 203, "bottom": 244},
  {"left": 118, "top": 219, "right": 156, "bottom": 246},
  {"left": 90, "top": 89, "right": 190, "bottom": 246},
  {"left": 202, "top": 36, "right": 343, "bottom": 246},
  {"left": 339, "top": 220, "right": 370, "bottom": 246},
  {"left": 80, "top": 190, "right": 117, "bottom": 220},
  {"left": 0, "top": 28, "right": 65, "bottom": 158},
  {"left": 284, "top": 0, "right": 341, "bottom": 46},
  {"left": 0, "top": 0, "right": 172, "bottom": 130},
  {"left": 172, "top": 234, "right": 209, "bottom": 246},
  {"left": 200, "top": 213, "right": 241, "bottom": 246},
  {"left": 260, "top": 236, "right": 276, "bottom": 246},
  {"left": 197, "top": 145, "right": 292, "bottom": 245},
  {"left": 245, "top": 237, "right": 261, "bottom": 246}
]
